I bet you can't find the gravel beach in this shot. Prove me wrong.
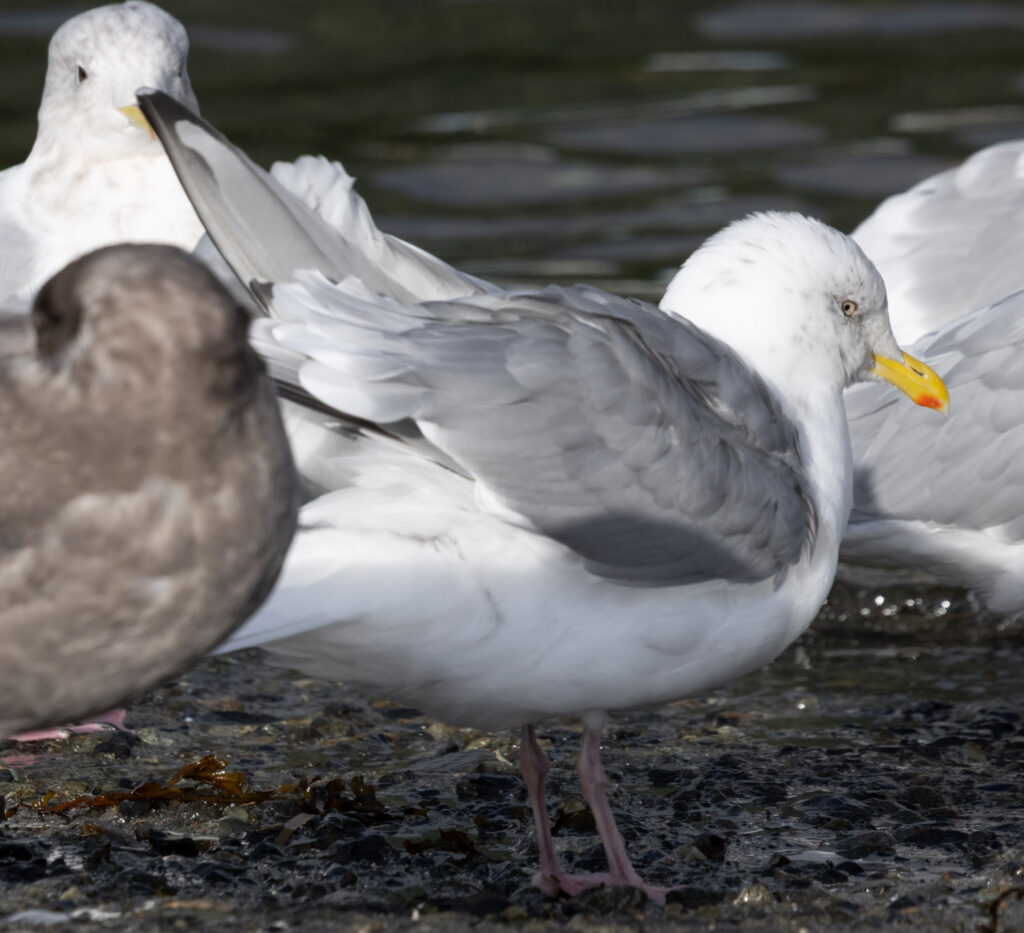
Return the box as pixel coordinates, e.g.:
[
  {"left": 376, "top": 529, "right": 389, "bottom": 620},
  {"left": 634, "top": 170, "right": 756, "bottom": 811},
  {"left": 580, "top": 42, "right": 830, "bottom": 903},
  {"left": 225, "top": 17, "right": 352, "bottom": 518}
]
[{"left": 1, "top": 582, "right": 1022, "bottom": 932}]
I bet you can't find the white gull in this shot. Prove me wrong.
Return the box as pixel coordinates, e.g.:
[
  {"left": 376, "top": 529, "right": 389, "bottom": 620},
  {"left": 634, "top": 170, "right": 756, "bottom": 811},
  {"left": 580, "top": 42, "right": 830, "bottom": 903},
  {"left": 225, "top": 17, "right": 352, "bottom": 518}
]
[
  {"left": 141, "top": 92, "right": 947, "bottom": 899},
  {"left": 839, "top": 139, "right": 1024, "bottom": 613},
  {"left": 0, "top": 2, "right": 203, "bottom": 308}
]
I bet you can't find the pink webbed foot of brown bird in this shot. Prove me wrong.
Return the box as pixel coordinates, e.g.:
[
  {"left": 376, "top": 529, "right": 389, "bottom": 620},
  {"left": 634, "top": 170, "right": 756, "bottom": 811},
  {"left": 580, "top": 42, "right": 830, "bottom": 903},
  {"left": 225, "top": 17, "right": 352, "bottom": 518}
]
[
  {"left": 8, "top": 708, "right": 130, "bottom": 742},
  {"left": 520, "top": 720, "right": 672, "bottom": 903}
]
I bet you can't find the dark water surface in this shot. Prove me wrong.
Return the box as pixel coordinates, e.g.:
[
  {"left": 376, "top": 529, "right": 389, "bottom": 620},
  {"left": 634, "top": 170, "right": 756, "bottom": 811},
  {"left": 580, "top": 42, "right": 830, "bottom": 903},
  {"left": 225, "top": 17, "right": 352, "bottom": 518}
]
[
  {"left": 1, "top": 2, "right": 1024, "bottom": 930},
  {"left": 4, "top": 0, "right": 1024, "bottom": 299}
]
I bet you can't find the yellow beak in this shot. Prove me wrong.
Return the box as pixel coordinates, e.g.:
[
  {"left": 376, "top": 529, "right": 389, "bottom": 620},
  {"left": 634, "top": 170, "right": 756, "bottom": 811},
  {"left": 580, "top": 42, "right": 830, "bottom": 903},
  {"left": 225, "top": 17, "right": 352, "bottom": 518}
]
[
  {"left": 872, "top": 351, "right": 949, "bottom": 412},
  {"left": 118, "top": 104, "right": 157, "bottom": 139}
]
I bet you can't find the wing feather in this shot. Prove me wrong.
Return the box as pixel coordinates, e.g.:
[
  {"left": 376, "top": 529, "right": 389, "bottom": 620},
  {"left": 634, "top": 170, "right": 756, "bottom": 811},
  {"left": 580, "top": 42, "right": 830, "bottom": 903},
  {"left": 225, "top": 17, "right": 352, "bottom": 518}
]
[
  {"left": 847, "top": 288, "right": 1024, "bottom": 539},
  {"left": 269, "top": 276, "right": 817, "bottom": 586}
]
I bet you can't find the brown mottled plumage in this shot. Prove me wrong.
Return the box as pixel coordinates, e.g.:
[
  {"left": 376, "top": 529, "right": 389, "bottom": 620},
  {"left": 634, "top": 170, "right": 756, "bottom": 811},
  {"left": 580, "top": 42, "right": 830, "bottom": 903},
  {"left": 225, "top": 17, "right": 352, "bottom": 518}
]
[{"left": 0, "top": 244, "right": 297, "bottom": 737}]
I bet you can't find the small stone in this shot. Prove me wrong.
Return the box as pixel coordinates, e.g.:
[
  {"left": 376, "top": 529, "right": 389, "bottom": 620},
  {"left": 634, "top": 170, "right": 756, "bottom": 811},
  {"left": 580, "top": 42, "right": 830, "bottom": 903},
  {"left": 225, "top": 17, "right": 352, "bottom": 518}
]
[
  {"left": 895, "top": 824, "right": 967, "bottom": 846},
  {"left": 798, "top": 794, "right": 873, "bottom": 826},
  {"left": 145, "top": 829, "right": 199, "bottom": 858},
  {"left": 693, "top": 832, "right": 727, "bottom": 861},
  {"left": 835, "top": 860, "right": 864, "bottom": 875},
  {"left": 897, "top": 785, "right": 947, "bottom": 811},
  {"left": 329, "top": 833, "right": 391, "bottom": 865},
  {"left": 835, "top": 830, "right": 894, "bottom": 859},
  {"left": 92, "top": 731, "right": 139, "bottom": 759},
  {"left": 455, "top": 773, "right": 520, "bottom": 802},
  {"left": 574, "top": 884, "right": 650, "bottom": 912},
  {"left": 311, "top": 811, "right": 364, "bottom": 848},
  {"left": 118, "top": 799, "right": 154, "bottom": 819},
  {"left": 666, "top": 886, "right": 726, "bottom": 908},
  {"left": 451, "top": 890, "right": 511, "bottom": 917},
  {"left": 733, "top": 882, "right": 775, "bottom": 905},
  {"left": 888, "top": 894, "right": 919, "bottom": 912}
]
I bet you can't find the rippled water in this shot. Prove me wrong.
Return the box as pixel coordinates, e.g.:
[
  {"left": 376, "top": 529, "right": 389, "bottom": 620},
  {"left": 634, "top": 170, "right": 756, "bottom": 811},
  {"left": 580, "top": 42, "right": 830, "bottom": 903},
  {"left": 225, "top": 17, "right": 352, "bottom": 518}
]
[{"left": 4, "top": 0, "right": 1024, "bottom": 304}]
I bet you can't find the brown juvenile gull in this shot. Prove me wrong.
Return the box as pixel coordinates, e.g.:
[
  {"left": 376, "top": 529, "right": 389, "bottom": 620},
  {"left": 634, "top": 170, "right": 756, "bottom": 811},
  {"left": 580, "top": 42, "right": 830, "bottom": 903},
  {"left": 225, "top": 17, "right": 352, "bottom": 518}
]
[
  {"left": 141, "top": 91, "right": 948, "bottom": 901},
  {"left": 0, "top": 243, "right": 297, "bottom": 739},
  {"left": 0, "top": 2, "right": 203, "bottom": 307}
]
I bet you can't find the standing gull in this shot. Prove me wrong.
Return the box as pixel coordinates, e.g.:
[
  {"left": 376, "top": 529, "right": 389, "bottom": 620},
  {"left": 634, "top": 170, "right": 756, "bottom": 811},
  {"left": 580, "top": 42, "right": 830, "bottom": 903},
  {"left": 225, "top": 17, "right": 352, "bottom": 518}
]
[
  {"left": 0, "top": 244, "right": 298, "bottom": 739},
  {"left": 141, "top": 93, "right": 947, "bottom": 899},
  {"left": 833, "top": 138, "right": 1024, "bottom": 612},
  {"left": 0, "top": 1, "right": 203, "bottom": 307}
]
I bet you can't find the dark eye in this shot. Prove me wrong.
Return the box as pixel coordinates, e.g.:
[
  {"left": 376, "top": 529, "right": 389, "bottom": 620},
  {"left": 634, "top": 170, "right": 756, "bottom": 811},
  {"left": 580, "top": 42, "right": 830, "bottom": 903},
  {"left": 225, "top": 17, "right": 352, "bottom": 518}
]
[
  {"left": 77, "top": 65, "right": 88, "bottom": 82},
  {"left": 840, "top": 299, "right": 859, "bottom": 317}
]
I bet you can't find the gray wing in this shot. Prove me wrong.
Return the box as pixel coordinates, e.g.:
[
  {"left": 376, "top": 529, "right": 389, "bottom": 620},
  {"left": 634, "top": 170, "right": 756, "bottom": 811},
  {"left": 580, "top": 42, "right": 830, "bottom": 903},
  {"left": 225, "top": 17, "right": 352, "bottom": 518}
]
[
  {"left": 846, "top": 287, "right": 1024, "bottom": 538},
  {"left": 137, "top": 90, "right": 488, "bottom": 308},
  {"left": 270, "top": 275, "right": 817, "bottom": 586},
  {"left": 853, "top": 140, "right": 1024, "bottom": 345},
  {"left": 139, "top": 89, "right": 816, "bottom": 586}
]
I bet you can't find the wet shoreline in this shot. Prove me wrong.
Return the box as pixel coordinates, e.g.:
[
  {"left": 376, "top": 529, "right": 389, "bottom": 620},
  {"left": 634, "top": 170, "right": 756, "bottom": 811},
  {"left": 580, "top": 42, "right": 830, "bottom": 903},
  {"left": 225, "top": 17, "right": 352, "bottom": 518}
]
[{"left": 2, "top": 583, "right": 1022, "bottom": 931}]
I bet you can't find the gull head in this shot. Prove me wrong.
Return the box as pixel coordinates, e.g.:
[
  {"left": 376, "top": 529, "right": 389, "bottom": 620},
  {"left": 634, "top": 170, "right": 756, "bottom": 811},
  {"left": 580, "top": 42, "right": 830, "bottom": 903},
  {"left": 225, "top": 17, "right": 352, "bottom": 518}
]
[
  {"left": 31, "top": 244, "right": 261, "bottom": 426},
  {"left": 661, "top": 211, "right": 947, "bottom": 413},
  {"left": 35, "top": 2, "right": 197, "bottom": 158}
]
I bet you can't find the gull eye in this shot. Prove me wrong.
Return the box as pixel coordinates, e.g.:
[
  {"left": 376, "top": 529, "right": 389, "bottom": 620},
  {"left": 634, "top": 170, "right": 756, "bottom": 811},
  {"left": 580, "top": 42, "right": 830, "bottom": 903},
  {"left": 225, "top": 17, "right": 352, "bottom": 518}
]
[
  {"left": 840, "top": 299, "right": 859, "bottom": 317},
  {"left": 77, "top": 65, "right": 88, "bottom": 83}
]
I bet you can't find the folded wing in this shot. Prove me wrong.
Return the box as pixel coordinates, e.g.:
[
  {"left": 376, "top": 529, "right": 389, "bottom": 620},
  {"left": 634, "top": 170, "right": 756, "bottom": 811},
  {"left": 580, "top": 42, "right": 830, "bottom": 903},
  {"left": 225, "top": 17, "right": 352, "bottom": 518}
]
[
  {"left": 264, "top": 274, "right": 817, "bottom": 586},
  {"left": 847, "top": 288, "right": 1024, "bottom": 538}
]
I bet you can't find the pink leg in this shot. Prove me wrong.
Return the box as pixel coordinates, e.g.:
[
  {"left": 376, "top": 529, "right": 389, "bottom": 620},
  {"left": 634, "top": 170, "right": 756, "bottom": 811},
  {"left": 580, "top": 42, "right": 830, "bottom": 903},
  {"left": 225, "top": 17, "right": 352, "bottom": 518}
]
[
  {"left": 521, "top": 721, "right": 671, "bottom": 901},
  {"left": 576, "top": 716, "right": 669, "bottom": 903},
  {"left": 8, "top": 708, "right": 130, "bottom": 743},
  {"left": 520, "top": 725, "right": 607, "bottom": 897}
]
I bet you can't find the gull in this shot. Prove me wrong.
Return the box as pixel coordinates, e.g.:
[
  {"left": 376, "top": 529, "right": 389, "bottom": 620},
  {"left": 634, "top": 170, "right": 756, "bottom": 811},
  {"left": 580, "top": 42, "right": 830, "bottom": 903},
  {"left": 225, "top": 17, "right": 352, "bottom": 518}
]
[
  {"left": 832, "top": 139, "right": 1024, "bottom": 613},
  {"left": 4, "top": 11, "right": 204, "bottom": 745},
  {"left": 0, "top": 1, "right": 203, "bottom": 307},
  {"left": 842, "top": 289, "right": 1024, "bottom": 614},
  {"left": 852, "top": 138, "right": 1024, "bottom": 345},
  {"left": 0, "top": 243, "right": 298, "bottom": 739},
  {"left": 140, "top": 92, "right": 947, "bottom": 899}
]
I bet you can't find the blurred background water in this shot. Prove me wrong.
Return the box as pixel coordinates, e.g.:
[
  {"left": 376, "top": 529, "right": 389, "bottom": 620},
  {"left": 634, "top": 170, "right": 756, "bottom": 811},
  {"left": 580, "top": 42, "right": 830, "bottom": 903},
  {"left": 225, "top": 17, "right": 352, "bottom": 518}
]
[{"left": 2, "top": 0, "right": 1023, "bottom": 302}]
